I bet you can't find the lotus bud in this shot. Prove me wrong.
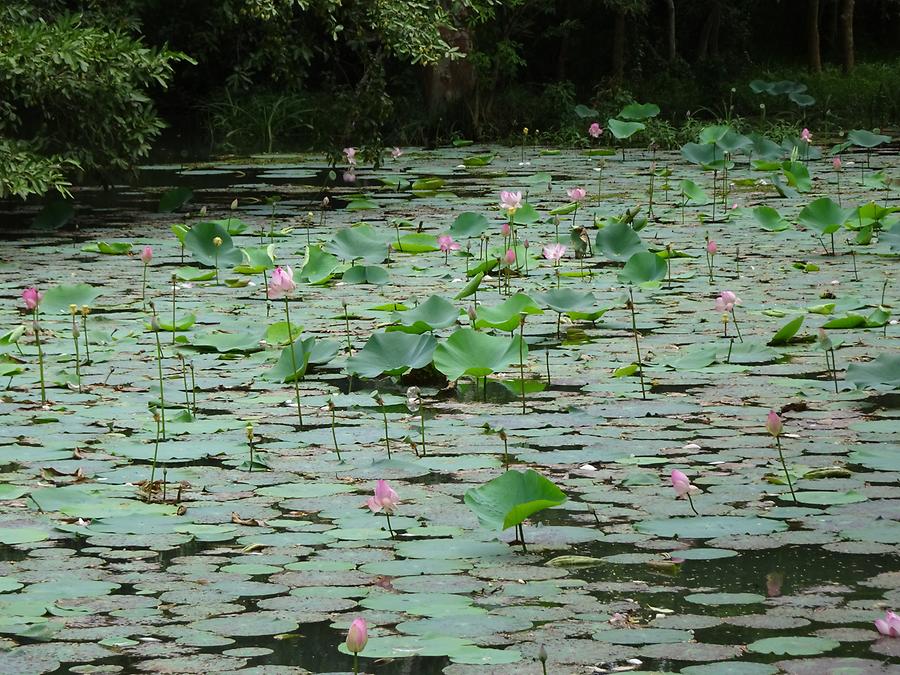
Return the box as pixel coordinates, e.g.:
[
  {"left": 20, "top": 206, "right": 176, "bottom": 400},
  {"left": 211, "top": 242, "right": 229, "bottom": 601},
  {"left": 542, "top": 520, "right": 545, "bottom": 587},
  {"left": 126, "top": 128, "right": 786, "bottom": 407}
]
[
  {"left": 72, "top": 324, "right": 80, "bottom": 338},
  {"left": 498, "top": 429, "right": 507, "bottom": 442},
  {"left": 230, "top": 198, "right": 238, "bottom": 210},
  {"left": 213, "top": 236, "right": 223, "bottom": 248},
  {"left": 537, "top": 644, "right": 547, "bottom": 663},
  {"left": 245, "top": 422, "right": 254, "bottom": 442},
  {"left": 199, "top": 206, "right": 208, "bottom": 216},
  {"left": 766, "top": 410, "right": 783, "bottom": 438},
  {"left": 467, "top": 305, "right": 478, "bottom": 323},
  {"left": 81, "top": 305, "right": 90, "bottom": 317},
  {"left": 522, "top": 127, "right": 529, "bottom": 136},
  {"left": 69, "top": 304, "right": 78, "bottom": 315},
  {"left": 345, "top": 617, "right": 368, "bottom": 654},
  {"left": 150, "top": 315, "right": 162, "bottom": 332},
  {"left": 322, "top": 196, "right": 330, "bottom": 208}
]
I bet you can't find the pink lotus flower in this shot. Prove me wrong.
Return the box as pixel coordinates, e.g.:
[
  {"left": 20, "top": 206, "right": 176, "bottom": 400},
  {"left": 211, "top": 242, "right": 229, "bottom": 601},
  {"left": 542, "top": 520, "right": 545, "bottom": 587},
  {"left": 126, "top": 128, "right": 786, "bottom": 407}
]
[
  {"left": 343, "top": 170, "right": 356, "bottom": 184},
  {"left": 499, "top": 191, "right": 523, "bottom": 212},
  {"left": 391, "top": 147, "right": 403, "bottom": 159},
  {"left": 875, "top": 610, "right": 900, "bottom": 637},
  {"left": 588, "top": 122, "right": 603, "bottom": 139},
  {"left": 833, "top": 156, "right": 843, "bottom": 170},
  {"left": 504, "top": 248, "right": 516, "bottom": 265},
  {"left": 801, "top": 128, "right": 812, "bottom": 142},
  {"left": 343, "top": 147, "right": 357, "bottom": 165},
  {"left": 346, "top": 617, "right": 368, "bottom": 653},
  {"left": 543, "top": 243, "right": 566, "bottom": 262},
  {"left": 766, "top": 410, "right": 783, "bottom": 438},
  {"left": 671, "top": 469, "right": 700, "bottom": 498},
  {"left": 22, "top": 287, "right": 42, "bottom": 311},
  {"left": 367, "top": 479, "right": 399, "bottom": 515},
  {"left": 438, "top": 234, "right": 460, "bottom": 253},
  {"left": 567, "top": 187, "right": 587, "bottom": 202},
  {"left": 267, "top": 266, "right": 297, "bottom": 300},
  {"left": 714, "top": 290, "right": 741, "bottom": 312},
  {"left": 501, "top": 222, "right": 511, "bottom": 237},
  {"left": 707, "top": 240, "right": 717, "bottom": 255},
  {"left": 140, "top": 246, "right": 153, "bottom": 265}
]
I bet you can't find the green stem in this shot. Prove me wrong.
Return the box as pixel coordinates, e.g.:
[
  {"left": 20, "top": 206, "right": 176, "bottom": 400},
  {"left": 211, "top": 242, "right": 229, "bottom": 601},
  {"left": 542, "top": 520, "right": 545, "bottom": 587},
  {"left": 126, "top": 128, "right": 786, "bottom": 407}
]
[
  {"left": 518, "top": 319, "right": 526, "bottom": 415},
  {"left": 545, "top": 350, "right": 551, "bottom": 385},
  {"left": 353, "top": 652, "right": 359, "bottom": 675},
  {"left": 731, "top": 308, "right": 743, "bottom": 342},
  {"left": 154, "top": 327, "right": 166, "bottom": 440},
  {"left": 419, "top": 408, "right": 426, "bottom": 456},
  {"left": 33, "top": 309, "right": 46, "bottom": 404},
  {"left": 71, "top": 315, "right": 81, "bottom": 393},
  {"left": 686, "top": 491, "right": 699, "bottom": 516},
  {"left": 149, "top": 412, "right": 161, "bottom": 491},
  {"left": 331, "top": 407, "right": 342, "bottom": 461},
  {"left": 81, "top": 313, "right": 90, "bottom": 363},
  {"left": 344, "top": 305, "right": 353, "bottom": 353},
  {"left": 382, "top": 407, "right": 391, "bottom": 459},
  {"left": 283, "top": 299, "right": 303, "bottom": 429},
  {"left": 142, "top": 264, "right": 148, "bottom": 309},
  {"left": 830, "top": 348, "right": 839, "bottom": 394},
  {"left": 775, "top": 436, "right": 797, "bottom": 503},
  {"left": 171, "top": 276, "right": 177, "bottom": 345},
  {"left": 385, "top": 513, "right": 394, "bottom": 539},
  {"left": 628, "top": 288, "right": 646, "bottom": 400}
]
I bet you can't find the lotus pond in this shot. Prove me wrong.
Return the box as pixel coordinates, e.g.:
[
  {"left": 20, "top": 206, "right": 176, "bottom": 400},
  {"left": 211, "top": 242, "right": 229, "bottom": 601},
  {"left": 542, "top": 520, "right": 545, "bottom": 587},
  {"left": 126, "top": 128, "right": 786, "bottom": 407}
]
[{"left": 1, "top": 137, "right": 899, "bottom": 675}]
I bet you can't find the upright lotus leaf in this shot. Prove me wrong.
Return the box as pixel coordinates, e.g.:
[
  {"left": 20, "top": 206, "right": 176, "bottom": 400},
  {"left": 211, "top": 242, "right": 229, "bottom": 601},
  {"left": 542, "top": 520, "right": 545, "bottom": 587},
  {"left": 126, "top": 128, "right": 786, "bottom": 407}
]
[
  {"left": 618, "top": 251, "right": 667, "bottom": 285},
  {"left": 433, "top": 329, "right": 526, "bottom": 382},
  {"left": 395, "top": 233, "right": 438, "bottom": 253},
  {"left": 607, "top": 118, "right": 645, "bottom": 140},
  {"left": 748, "top": 132, "right": 784, "bottom": 161},
  {"left": 345, "top": 332, "right": 437, "bottom": 378},
  {"left": 189, "top": 331, "right": 264, "bottom": 353},
  {"left": 207, "top": 218, "right": 249, "bottom": 235},
  {"left": 341, "top": 265, "right": 387, "bottom": 285},
  {"left": 33, "top": 201, "right": 74, "bottom": 230},
  {"left": 680, "top": 180, "right": 711, "bottom": 206},
  {"left": 512, "top": 203, "right": 540, "bottom": 225},
  {"left": 768, "top": 316, "right": 804, "bottom": 346},
  {"left": 234, "top": 244, "right": 276, "bottom": 274},
  {"left": 846, "top": 353, "right": 900, "bottom": 391},
  {"left": 595, "top": 220, "right": 647, "bottom": 262},
  {"left": 326, "top": 224, "right": 387, "bottom": 263},
  {"left": 533, "top": 289, "right": 609, "bottom": 321},
  {"left": 475, "top": 294, "right": 543, "bottom": 332},
  {"left": 618, "top": 102, "right": 659, "bottom": 121},
  {"left": 717, "top": 129, "right": 752, "bottom": 154},
  {"left": 40, "top": 284, "right": 102, "bottom": 313},
  {"left": 754, "top": 206, "right": 790, "bottom": 232},
  {"left": 158, "top": 186, "right": 193, "bottom": 213},
  {"left": 388, "top": 296, "right": 459, "bottom": 334},
  {"left": 574, "top": 103, "right": 599, "bottom": 118},
  {"left": 681, "top": 143, "right": 731, "bottom": 170},
  {"left": 781, "top": 161, "right": 811, "bottom": 192},
  {"left": 449, "top": 212, "right": 490, "bottom": 238},
  {"left": 462, "top": 154, "right": 494, "bottom": 167},
  {"left": 266, "top": 337, "right": 337, "bottom": 382},
  {"left": 81, "top": 241, "right": 133, "bottom": 255},
  {"left": 851, "top": 202, "right": 899, "bottom": 230},
  {"left": 699, "top": 125, "right": 730, "bottom": 145},
  {"left": 412, "top": 177, "right": 445, "bottom": 191},
  {"left": 183, "top": 222, "right": 242, "bottom": 267},
  {"left": 455, "top": 272, "right": 484, "bottom": 300},
  {"left": 464, "top": 469, "right": 567, "bottom": 531},
  {"left": 297, "top": 244, "right": 340, "bottom": 284},
  {"left": 848, "top": 129, "right": 891, "bottom": 149},
  {"left": 798, "top": 198, "right": 852, "bottom": 235}
]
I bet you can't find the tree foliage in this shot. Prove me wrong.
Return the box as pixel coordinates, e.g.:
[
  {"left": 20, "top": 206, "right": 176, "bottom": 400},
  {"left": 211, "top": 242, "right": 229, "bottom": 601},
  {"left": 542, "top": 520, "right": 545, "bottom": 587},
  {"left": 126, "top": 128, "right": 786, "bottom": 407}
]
[{"left": 0, "top": 3, "right": 188, "bottom": 199}]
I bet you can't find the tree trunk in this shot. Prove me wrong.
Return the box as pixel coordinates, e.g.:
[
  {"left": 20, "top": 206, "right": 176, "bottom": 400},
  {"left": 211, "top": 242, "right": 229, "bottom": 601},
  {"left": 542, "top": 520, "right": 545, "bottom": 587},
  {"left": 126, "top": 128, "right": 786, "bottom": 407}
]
[
  {"left": 664, "top": 0, "right": 677, "bottom": 62},
  {"left": 612, "top": 8, "right": 626, "bottom": 83},
  {"left": 808, "top": 0, "right": 822, "bottom": 72},
  {"left": 840, "top": 0, "right": 854, "bottom": 73}
]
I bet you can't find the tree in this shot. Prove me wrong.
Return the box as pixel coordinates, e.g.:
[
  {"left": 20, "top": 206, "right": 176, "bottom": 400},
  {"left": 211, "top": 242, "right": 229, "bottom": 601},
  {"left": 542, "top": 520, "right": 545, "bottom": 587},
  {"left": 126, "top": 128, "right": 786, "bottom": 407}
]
[
  {"left": 840, "top": 0, "right": 855, "bottom": 72},
  {"left": 808, "top": 0, "right": 822, "bottom": 72},
  {"left": 0, "top": 3, "right": 188, "bottom": 199}
]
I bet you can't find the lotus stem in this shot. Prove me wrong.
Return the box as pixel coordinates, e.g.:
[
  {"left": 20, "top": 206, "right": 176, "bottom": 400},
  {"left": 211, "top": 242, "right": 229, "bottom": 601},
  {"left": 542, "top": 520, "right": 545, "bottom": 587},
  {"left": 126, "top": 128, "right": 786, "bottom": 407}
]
[
  {"left": 70, "top": 308, "right": 82, "bottom": 393},
  {"left": 179, "top": 355, "right": 191, "bottom": 413},
  {"left": 381, "top": 406, "right": 391, "bottom": 459},
  {"left": 330, "top": 402, "right": 342, "bottom": 462},
  {"left": 141, "top": 263, "right": 148, "bottom": 309},
  {"left": 343, "top": 302, "right": 353, "bottom": 354},
  {"left": 725, "top": 337, "right": 734, "bottom": 364},
  {"left": 385, "top": 513, "right": 395, "bottom": 539},
  {"left": 81, "top": 307, "right": 91, "bottom": 363},
  {"left": 686, "top": 491, "right": 699, "bottom": 516},
  {"left": 774, "top": 436, "right": 797, "bottom": 503},
  {"left": 628, "top": 288, "right": 646, "bottom": 400},
  {"left": 153, "top": 319, "right": 167, "bottom": 440},
  {"left": 518, "top": 316, "right": 527, "bottom": 415},
  {"left": 545, "top": 350, "right": 551, "bottom": 385},
  {"left": 171, "top": 273, "right": 177, "bottom": 345},
  {"left": 731, "top": 308, "right": 743, "bottom": 342},
  {"left": 282, "top": 298, "right": 304, "bottom": 429},
  {"left": 516, "top": 523, "right": 527, "bottom": 554},
  {"left": 189, "top": 362, "right": 197, "bottom": 414},
  {"left": 33, "top": 309, "right": 46, "bottom": 405},
  {"left": 263, "top": 271, "right": 271, "bottom": 317},
  {"left": 851, "top": 249, "right": 859, "bottom": 282},
  {"left": 149, "top": 409, "right": 161, "bottom": 493},
  {"left": 419, "top": 408, "right": 426, "bottom": 456}
]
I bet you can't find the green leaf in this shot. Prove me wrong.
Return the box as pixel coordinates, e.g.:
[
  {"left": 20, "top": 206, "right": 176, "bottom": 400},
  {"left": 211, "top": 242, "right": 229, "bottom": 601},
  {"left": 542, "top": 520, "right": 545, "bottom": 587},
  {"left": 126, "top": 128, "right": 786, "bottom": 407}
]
[
  {"left": 433, "top": 329, "right": 526, "bottom": 381},
  {"left": 768, "top": 316, "right": 804, "bottom": 345},
  {"left": 474, "top": 293, "right": 543, "bottom": 332},
  {"left": 680, "top": 179, "right": 710, "bottom": 206},
  {"left": 454, "top": 272, "right": 484, "bottom": 300},
  {"left": 618, "top": 251, "right": 667, "bottom": 285},
  {"left": 449, "top": 212, "right": 490, "bottom": 238},
  {"left": 464, "top": 469, "right": 566, "bottom": 531},
  {"left": 462, "top": 154, "right": 494, "bottom": 167},
  {"left": 798, "top": 198, "right": 851, "bottom": 235},
  {"left": 342, "top": 265, "right": 389, "bottom": 285},
  {"left": 748, "top": 637, "right": 839, "bottom": 656},
  {"left": 388, "top": 296, "right": 459, "bottom": 334},
  {"left": 618, "top": 102, "right": 660, "bottom": 121},
  {"left": 297, "top": 245, "right": 340, "bottom": 285},
  {"left": 81, "top": 241, "right": 133, "bottom": 255},
  {"left": 753, "top": 206, "right": 790, "bottom": 232},
  {"left": 607, "top": 118, "right": 645, "bottom": 140},
  {"left": 395, "top": 233, "right": 438, "bottom": 253},
  {"left": 40, "top": 284, "right": 101, "bottom": 313},
  {"left": 847, "top": 129, "right": 891, "bottom": 148},
  {"left": 345, "top": 332, "right": 437, "bottom": 378},
  {"left": 158, "top": 187, "right": 193, "bottom": 213},
  {"left": 595, "top": 220, "right": 647, "bottom": 262},
  {"left": 183, "top": 222, "right": 243, "bottom": 268},
  {"left": 846, "top": 353, "right": 900, "bottom": 391},
  {"left": 234, "top": 245, "right": 276, "bottom": 274},
  {"left": 326, "top": 225, "right": 387, "bottom": 263}
]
